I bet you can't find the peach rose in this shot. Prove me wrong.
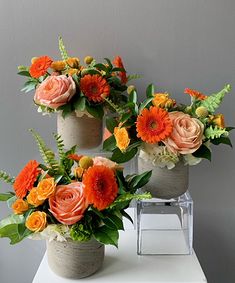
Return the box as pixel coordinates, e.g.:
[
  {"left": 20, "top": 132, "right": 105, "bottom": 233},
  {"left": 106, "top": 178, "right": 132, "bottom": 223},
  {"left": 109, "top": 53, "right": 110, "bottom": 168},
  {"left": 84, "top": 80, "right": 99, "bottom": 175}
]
[
  {"left": 26, "top": 211, "right": 47, "bottom": 232},
  {"left": 49, "top": 182, "right": 88, "bottom": 225},
  {"left": 37, "top": 178, "right": 56, "bottom": 200},
  {"left": 27, "top": 187, "right": 44, "bottom": 207},
  {"left": 34, "top": 75, "right": 76, "bottom": 109},
  {"left": 92, "top": 156, "right": 121, "bottom": 170},
  {"left": 164, "top": 111, "right": 204, "bottom": 154},
  {"left": 12, "top": 199, "right": 29, "bottom": 214}
]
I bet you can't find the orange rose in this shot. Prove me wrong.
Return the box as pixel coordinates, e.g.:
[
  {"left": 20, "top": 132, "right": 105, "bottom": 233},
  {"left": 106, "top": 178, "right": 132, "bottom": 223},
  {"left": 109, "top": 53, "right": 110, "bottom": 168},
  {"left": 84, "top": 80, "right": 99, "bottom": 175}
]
[
  {"left": 164, "top": 112, "right": 204, "bottom": 154},
  {"left": 26, "top": 211, "right": 47, "bottom": 232},
  {"left": 12, "top": 199, "right": 29, "bottom": 214},
  {"left": 27, "top": 187, "right": 44, "bottom": 207},
  {"left": 210, "top": 114, "right": 225, "bottom": 128},
  {"left": 74, "top": 167, "right": 84, "bottom": 178},
  {"left": 152, "top": 93, "right": 175, "bottom": 108},
  {"left": 114, "top": 127, "right": 130, "bottom": 152},
  {"left": 37, "top": 178, "right": 56, "bottom": 200},
  {"left": 49, "top": 182, "right": 88, "bottom": 225}
]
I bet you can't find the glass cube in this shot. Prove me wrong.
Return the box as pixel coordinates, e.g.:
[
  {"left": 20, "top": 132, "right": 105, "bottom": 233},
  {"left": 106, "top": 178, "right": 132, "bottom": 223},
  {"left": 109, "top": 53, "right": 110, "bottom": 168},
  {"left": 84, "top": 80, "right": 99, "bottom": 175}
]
[{"left": 137, "top": 191, "right": 193, "bottom": 255}]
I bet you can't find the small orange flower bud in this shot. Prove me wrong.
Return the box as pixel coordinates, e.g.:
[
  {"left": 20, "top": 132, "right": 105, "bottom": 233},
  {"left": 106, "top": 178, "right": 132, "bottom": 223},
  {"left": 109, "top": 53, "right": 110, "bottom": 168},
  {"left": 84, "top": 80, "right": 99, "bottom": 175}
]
[
  {"left": 66, "top": 57, "right": 80, "bottom": 68},
  {"left": 114, "top": 127, "right": 130, "bottom": 152},
  {"left": 51, "top": 61, "right": 66, "bottom": 71}
]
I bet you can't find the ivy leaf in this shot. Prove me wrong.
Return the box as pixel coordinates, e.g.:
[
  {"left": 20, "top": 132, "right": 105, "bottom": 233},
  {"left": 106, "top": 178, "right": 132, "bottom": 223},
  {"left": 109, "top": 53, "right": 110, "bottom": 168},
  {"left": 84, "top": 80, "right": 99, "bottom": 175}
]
[
  {"left": 111, "top": 147, "right": 138, "bottom": 163},
  {"left": 193, "top": 144, "right": 211, "bottom": 161},
  {"left": 94, "top": 226, "right": 119, "bottom": 247},
  {"left": 146, "top": 84, "right": 155, "bottom": 98}
]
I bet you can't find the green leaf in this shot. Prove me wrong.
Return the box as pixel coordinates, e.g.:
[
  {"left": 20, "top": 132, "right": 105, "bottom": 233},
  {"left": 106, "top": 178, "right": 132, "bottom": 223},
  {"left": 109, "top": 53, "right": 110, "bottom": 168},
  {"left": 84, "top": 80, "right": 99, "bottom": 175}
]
[
  {"left": 57, "top": 104, "right": 73, "bottom": 118},
  {"left": 17, "top": 71, "right": 31, "bottom": 77},
  {"left": 85, "top": 69, "right": 102, "bottom": 76},
  {"left": 94, "top": 226, "right": 119, "bottom": 247},
  {"left": 129, "top": 170, "right": 152, "bottom": 190},
  {"left": 146, "top": 84, "right": 155, "bottom": 98},
  {"left": 59, "top": 36, "right": 69, "bottom": 61},
  {"left": 0, "top": 214, "right": 24, "bottom": 229},
  {"left": 205, "top": 125, "right": 229, "bottom": 139},
  {"left": 109, "top": 192, "right": 151, "bottom": 210},
  {"left": 0, "top": 193, "right": 14, "bottom": 201},
  {"left": 21, "top": 80, "right": 37, "bottom": 93},
  {"left": 193, "top": 144, "right": 211, "bottom": 161},
  {"left": 200, "top": 84, "right": 231, "bottom": 113},
  {"left": 111, "top": 147, "right": 138, "bottom": 163},
  {"left": 103, "top": 214, "right": 124, "bottom": 230},
  {"left": 139, "top": 97, "right": 153, "bottom": 112},
  {"left": 7, "top": 196, "right": 17, "bottom": 209},
  {"left": 129, "top": 90, "right": 137, "bottom": 103},
  {"left": 86, "top": 104, "right": 104, "bottom": 119},
  {"left": 74, "top": 97, "right": 86, "bottom": 112},
  {"left": 0, "top": 223, "right": 32, "bottom": 244},
  {"left": 210, "top": 136, "right": 233, "bottom": 147},
  {"left": 104, "top": 58, "right": 113, "bottom": 70},
  {"left": 226, "top": 127, "right": 235, "bottom": 132},
  {"left": 106, "top": 116, "right": 118, "bottom": 133},
  {"left": 94, "top": 63, "right": 108, "bottom": 72},
  {"left": 127, "top": 74, "right": 142, "bottom": 81},
  {"left": 103, "top": 135, "right": 116, "bottom": 151},
  {"left": 121, "top": 210, "right": 133, "bottom": 224},
  {"left": 112, "top": 67, "right": 125, "bottom": 72},
  {"left": 119, "top": 112, "right": 132, "bottom": 123}
]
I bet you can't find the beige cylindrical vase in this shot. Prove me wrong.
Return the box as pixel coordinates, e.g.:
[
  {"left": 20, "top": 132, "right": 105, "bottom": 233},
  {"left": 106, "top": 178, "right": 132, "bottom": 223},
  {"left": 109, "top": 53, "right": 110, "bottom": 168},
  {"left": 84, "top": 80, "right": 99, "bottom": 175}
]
[
  {"left": 47, "top": 238, "right": 104, "bottom": 279},
  {"left": 57, "top": 112, "right": 103, "bottom": 150},
  {"left": 138, "top": 157, "right": 189, "bottom": 199}
]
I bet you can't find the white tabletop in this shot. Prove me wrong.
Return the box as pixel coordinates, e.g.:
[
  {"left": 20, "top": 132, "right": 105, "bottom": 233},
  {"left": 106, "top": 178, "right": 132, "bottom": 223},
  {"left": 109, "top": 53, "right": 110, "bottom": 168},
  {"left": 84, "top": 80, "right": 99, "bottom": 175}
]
[{"left": 33, "top": 228, "right": 207, "bottom": 283}]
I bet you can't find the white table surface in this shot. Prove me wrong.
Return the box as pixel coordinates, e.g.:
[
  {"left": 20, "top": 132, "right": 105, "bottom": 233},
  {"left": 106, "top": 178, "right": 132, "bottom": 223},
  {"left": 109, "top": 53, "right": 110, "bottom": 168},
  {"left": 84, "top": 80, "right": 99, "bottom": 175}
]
[{"left": 33, "top": 225, "right": 207, "bottom": 283}]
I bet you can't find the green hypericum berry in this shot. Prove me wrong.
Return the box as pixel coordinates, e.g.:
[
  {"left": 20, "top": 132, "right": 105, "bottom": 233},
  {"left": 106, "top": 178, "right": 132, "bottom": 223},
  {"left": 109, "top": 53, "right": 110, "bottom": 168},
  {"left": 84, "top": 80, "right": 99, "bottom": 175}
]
[
  {"left": 195, "top": 106, "right": 209, "bottom": 118},
  {"left": 84, "top": 56, "right": 94, "bottom": 65},
  {"left": 127, "top": 85, "right": 136, "bottom": 95},
  {"left": 79, "top": 156, "right": 93, "bottom": 169}
]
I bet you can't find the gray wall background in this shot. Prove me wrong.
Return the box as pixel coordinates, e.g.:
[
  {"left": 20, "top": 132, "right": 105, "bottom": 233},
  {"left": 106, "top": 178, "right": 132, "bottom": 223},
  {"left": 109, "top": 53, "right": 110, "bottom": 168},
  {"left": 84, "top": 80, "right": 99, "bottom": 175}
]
[{"left": 0, "top": 0, "right": 234, "bottom": 282}]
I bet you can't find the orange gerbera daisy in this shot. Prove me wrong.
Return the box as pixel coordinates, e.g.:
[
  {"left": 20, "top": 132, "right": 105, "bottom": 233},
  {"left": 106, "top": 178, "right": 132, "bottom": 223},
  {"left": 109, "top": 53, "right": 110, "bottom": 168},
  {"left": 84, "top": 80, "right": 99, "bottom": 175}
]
[
  {"left": 13, "top": 160, "right": 40, "bottom": 199},
  {"left": 68, "top": 154, "right": 83, "bottom": 162},
  {"left": 80, "top": 74, "right": 110, "bottom": 103},
  {"left": 136, "top": 106, "right": 173, "bottom": 144},
  {"left": 82, "top": 165, "right": 118, "bottom": 211},
  {"left": 184, "top": 88, "right": 207, "bottom": 100},
  {"left": 113, "top": 56, "right": 127, "bottom": 84},
  {"left": 29, "top": 56, "right": 53, "bottom": 78}
]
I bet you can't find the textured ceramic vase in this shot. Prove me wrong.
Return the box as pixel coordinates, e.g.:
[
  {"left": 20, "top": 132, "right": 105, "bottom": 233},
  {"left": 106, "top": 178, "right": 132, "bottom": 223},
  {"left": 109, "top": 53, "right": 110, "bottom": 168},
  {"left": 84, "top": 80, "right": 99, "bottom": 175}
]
[
  {"left": 138, "top": 157, "right": 189, "bottom": 199},
  {"left": 47, "top": 238, "right": 104, "bottom": 279},
  {"left": 57, "top": 111, "right": 103, "bottom": 150}
]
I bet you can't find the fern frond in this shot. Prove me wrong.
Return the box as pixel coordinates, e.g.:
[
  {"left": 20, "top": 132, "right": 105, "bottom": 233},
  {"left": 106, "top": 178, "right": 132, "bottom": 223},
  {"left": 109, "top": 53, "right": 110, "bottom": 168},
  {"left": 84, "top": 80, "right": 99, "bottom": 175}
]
[
  {"left": 104, "top": 97, "right": 124, "bottom": 116},
  {"left": 58, "top": 36, "right": 69, "bottom": 61},
  {"left": 200, "top": 84, "right": 231, "bottom": 113},
  {"left": 30, "top": 129, "right": 63, "bottom": 174},
  {"left": 0, "top": 171, "right": 14, "bottom": 184},
  {"left": 205, "top": 125, "right": 229, "bottom": 139},
  {"left": 53, "top": 133, "right": 65, "bottom": 162},
  {"left": 127, "top": 74, "right": 142, "bottom": 81}
]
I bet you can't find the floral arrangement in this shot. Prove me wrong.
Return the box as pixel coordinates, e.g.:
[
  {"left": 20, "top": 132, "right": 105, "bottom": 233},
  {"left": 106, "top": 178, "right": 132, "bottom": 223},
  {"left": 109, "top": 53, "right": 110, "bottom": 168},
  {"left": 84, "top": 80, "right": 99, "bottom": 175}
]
[
  {"left": 18, "top": 37, "right": 139, "bottom": 119},
  {"left": 103, "top": 84, "right": 233, "bottom": 168},
  {"left": 0, "top": 131, "right": 151, "bottom": 246}
]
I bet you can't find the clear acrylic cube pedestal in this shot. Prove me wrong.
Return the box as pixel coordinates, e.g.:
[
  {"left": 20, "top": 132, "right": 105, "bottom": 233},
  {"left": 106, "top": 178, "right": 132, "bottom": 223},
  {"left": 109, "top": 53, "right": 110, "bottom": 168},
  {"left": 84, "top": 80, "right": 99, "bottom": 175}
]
[{"left": 137, "top": 191, "right": 193, "bottom": 255}]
